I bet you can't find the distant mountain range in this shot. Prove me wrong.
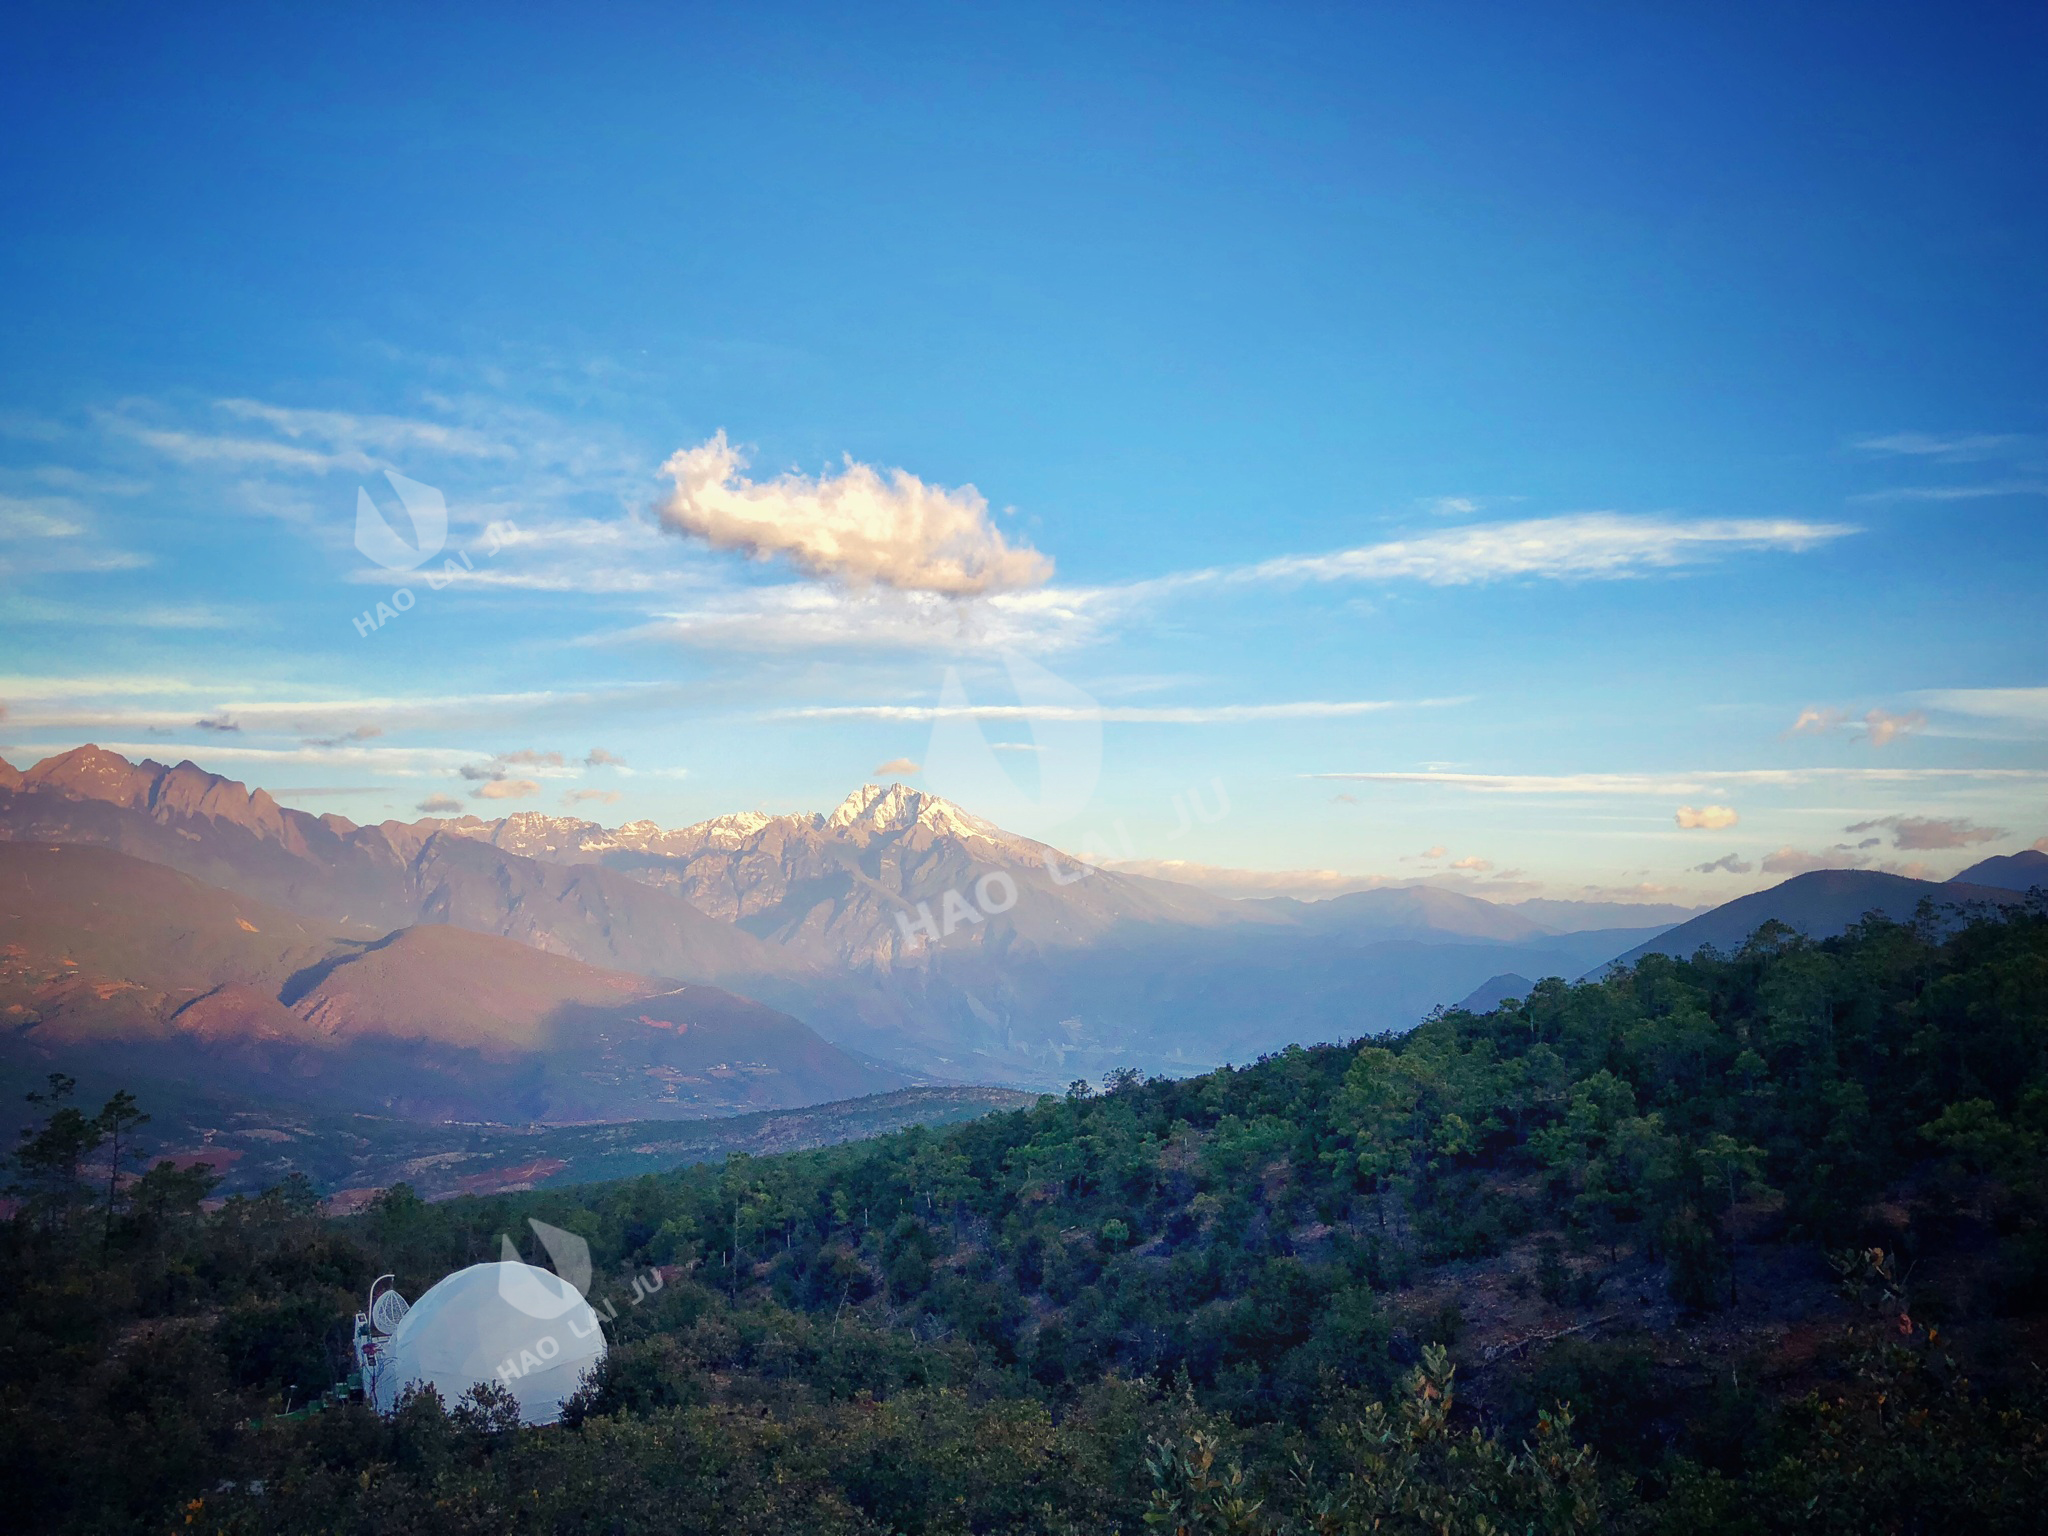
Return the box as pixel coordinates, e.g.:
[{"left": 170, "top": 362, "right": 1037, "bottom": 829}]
[
  {"left": 5, "top": 745, "right": 2034, "bottom": 1106},
  {"left": 1615, "top": 856, "right": 2039, "bottom": 967},
  {"left": 0, "top": 841, "right": 901, "bottom": 1121}
]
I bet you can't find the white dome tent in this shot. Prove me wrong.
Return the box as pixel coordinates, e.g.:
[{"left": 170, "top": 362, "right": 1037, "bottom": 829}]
[{"left": 356, "top": 1258, "right": 607, "bottom": 1426}]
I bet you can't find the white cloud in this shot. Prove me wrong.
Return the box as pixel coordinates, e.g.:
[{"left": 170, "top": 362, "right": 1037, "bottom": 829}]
[
  {"left": 1448, "top": 855, "right": 1493, "bottom": 871},
  {"left": 1675, "top": 804, "right": 1739, "bottom": 829},
  {"left": 872, "top": 757, "right": 921, "bottom": 775},
  {"left": 1236, "top": 513, "right": 1855, "bottom": 587},
  {"left": 654, "top": 431, "right": 1053, "bottom": 595}
]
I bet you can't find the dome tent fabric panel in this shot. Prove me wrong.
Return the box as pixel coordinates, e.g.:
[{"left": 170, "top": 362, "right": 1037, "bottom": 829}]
[{"left": 368, "top": 1261, "right": 606, "bottom": 1426}]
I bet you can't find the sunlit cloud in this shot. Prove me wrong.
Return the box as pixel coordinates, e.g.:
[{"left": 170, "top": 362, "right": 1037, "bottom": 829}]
[
  {"left": 1787, "top": 706, "right": 1846, "bottom": 736},
  {"left": 1675, "top": 804, "right": 1739, "bottom": 829},
  {"left": 654, "top": 431, "right": 1053, "bottom": 595},
  {"left": 1863, "top": 708, "right": 1925, "bottom": 747},
  {"left": 471, "top": 777, "right": 540, "bottom": 800}
]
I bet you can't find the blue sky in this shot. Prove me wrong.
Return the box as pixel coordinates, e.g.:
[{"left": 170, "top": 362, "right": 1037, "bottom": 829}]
[{"left": 2, "top": 2, "right": 2043, "bottom": 903}]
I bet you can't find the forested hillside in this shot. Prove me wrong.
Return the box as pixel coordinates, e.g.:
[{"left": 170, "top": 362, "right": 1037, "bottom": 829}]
[{"left": 6, "top": 901, "right": 2046, "bottom": 1532}]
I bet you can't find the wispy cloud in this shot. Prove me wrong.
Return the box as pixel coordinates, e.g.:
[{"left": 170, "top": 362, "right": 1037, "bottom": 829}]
[
  {"left": 78, "top": 741, "right": 487, "bottom": 774},
  {"left": 0, "top": 595, "right": 238, "bottom": 629},
  {"left": 1919, "top": 688, "right": 2048, "bottom": 729},
  {"left": 1787, "top": 706, "right": 1846, "bottom": 737},
  {"left": 784, "top": 697, "right": 1462, "bottom": 724},
  {"left": 1843, "top": 814, "right": 2005, "bottom": 851},
  {"left": 1783, "top": 705, "right": 1926, "bottom": 746},
  {"left": 111, "top": 399, "right": 514, "bottom": 477},
  {"left": 1234, "top": 513, "right": 1855, "bottom": 587},
  {"left": 216, "top": 399, "right": 513, "bottom": 460},
  {"left": 613, "top": 582, "right": 1113, "bottom": 654},
  {"left": 0, "top": 492, "right": 150, "bottom": 574},
  {"left": 1, "top": 684, "right": 655, "bottom": 735},
  {"left": 460, "top": 748, "right": 578, "bottom": 783},
  {"left": 654, "top": 431, "right": 1052, "bottom": 595},
  {"left": 1849, "top": 481, "right": 2048, "bottom": 503},
  {"left": 1312, "top": 767, "right": 2048, "bottom": 794},
  {"left": 1692, "top": 853, "right": 1753, "bottom": 874},
  {"left": 1761, "top": 845, "right": 1862, "bottom": 875},
  {"left": 1852, "top": 431, "right": 2041, "bottom": 461},
  {"left": 1106, "top": 858, "right": 1392, "bottom": 900}
]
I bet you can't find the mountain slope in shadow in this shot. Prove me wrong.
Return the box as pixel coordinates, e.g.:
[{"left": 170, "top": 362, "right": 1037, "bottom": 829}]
[{"left": 0, "top": 841, "right": 902, "bottom": 1120}]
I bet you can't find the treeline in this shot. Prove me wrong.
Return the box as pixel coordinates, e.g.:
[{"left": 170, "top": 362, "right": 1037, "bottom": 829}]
[{"left": 3, "top": 902, "right": 2045, "bottom": 1531}]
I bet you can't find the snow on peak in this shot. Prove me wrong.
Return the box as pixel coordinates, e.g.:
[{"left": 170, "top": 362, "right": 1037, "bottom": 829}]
[{"left": 824, "top": 782, "right": 1006, "bottom": 843}]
